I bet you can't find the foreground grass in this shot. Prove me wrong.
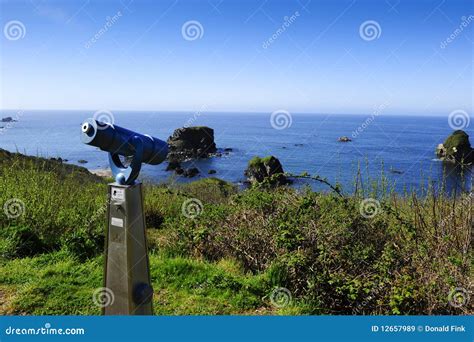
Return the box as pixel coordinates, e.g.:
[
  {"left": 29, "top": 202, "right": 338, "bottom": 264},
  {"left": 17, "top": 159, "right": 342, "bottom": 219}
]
[
  {"left": 0, "top": 251, "right": 275, "bottom": 315},
  {"left": 0, "top": 149, "right": 472, "bottom": 315}
]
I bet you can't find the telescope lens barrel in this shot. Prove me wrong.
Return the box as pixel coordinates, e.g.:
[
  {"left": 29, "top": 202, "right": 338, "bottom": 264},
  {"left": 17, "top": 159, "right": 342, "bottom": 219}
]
[
  {"left": 80, "top": 119, "right": 168, "bottom": 165},
  {"left": 81, "top": 122, "right": 95, "bottom": 136}
]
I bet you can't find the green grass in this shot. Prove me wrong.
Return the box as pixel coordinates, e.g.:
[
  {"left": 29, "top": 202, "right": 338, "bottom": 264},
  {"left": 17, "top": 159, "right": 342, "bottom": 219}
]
[
  {"left": 248, "top": 156, "right": 275, "bottom": 168},
  {"left": 0, "top": 252, "right": 274, "bottom": 315},
  {"left": 0, "top": 149, "right": 472, "bottom": 315},
  {"left": 0, "top": 251, "right": 102, "bottom": 314},
  {"left": 151, "top": 257, "right": 270, "bottom": 315}
]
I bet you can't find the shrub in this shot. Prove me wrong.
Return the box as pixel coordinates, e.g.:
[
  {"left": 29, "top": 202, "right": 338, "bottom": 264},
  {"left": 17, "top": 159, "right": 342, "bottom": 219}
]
[
  {"left": 166, "top": 186, "right": 472, "bottom": 314},
  {"left": 0, "top": 225, "right": 48, "bottom": 258}
]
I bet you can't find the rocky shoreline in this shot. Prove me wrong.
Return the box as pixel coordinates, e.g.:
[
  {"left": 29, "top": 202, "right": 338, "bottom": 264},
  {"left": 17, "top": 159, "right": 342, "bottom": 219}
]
[{"left": 90, "top": 168, "right": 113, "bottom": 178}]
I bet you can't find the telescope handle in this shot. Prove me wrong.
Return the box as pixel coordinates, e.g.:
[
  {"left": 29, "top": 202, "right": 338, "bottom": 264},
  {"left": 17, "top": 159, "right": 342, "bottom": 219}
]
[{"left": 109, "top": 136, "right": 143, "bottom": 185}]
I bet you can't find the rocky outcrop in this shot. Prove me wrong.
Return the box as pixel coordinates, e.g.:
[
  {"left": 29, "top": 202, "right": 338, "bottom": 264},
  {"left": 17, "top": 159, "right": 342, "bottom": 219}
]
[
  {"left": 166, "top": 160, "right": 181, "bottom": 171},
  {"left": 244, "top": 156, "right": 290, "bottom": 186},
  {"left": 183, "top": 167, "right": 200, "bottom": 178},
  {"left": 436, "top": 130, "right": 474, "bottom": 164},
  {"left": 167, "top": 126, "right": 217, "bottom": 162},
  {"left": 166, "top": 159, "right": 200, "bottom": 177}
]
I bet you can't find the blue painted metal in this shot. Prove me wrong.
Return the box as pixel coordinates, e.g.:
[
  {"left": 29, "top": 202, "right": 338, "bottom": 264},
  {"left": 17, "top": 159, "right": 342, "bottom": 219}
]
[{"left": 81, "top": 119, "right": 168, "bottom": 184}]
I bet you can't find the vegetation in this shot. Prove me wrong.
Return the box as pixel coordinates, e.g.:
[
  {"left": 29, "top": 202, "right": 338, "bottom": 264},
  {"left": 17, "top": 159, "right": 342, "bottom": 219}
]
[
  {"left": 245, "top": 155, "right": 289, "bottom": 186},
  {"left": 437, "top": 130, "right": 474, "bottom": 164},
  {"left": 444, "top": 130, "right": 471, "bottom": 154},
  {"left": 248, "top": 156, "right": 279, "bottom": 168},
  {"left": 0, "top": 150, "right": 472, "bottom": 315}
]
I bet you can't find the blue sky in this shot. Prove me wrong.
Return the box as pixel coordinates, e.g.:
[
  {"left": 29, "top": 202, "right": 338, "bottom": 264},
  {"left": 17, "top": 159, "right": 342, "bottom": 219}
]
[{"left": 0, "top": 0, "right": 472, "bottom": 115}]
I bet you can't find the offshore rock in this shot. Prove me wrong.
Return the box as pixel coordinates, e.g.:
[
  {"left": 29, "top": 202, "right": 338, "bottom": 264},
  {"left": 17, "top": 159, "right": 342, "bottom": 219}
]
[
  {"left": 167, "top": 126, "right": 217, "bottom": 162},
  {"left": 244, "top": 156, "right": 290, "bottom": 186},
  {"left": 436, "top": 130, "right": 473, "bottom": 164}
]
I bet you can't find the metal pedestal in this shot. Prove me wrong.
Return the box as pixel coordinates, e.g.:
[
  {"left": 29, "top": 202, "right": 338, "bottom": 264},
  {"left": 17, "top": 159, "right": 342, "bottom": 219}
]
[{"left": 103, "top": 182, "right": 153, "bottom": 315}]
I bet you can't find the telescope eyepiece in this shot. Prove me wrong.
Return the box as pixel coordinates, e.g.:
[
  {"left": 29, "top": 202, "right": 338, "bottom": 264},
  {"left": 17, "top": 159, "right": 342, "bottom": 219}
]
[{"left": 81, "top": 122, "right": 94, "bottom": 136}]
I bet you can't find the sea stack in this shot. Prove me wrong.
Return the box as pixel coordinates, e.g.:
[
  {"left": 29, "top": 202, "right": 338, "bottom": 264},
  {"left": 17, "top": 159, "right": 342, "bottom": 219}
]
[
  {"left": 244, "top": 156, "right": 290, "bottom": 186},
  {"left": 436, "top": 130, "right": 474, "bottom": 164},
  {"left": 167, "top": 126, "right": 217, "bottom": 162}
]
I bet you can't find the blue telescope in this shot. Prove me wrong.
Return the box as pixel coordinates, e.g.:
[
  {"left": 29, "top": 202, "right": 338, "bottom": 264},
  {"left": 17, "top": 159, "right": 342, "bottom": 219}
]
[
  {"left": 81, "top": 118, "right": 168, "bottom": 185},
  {"left": 81, "top": 118, "right": 166, "bottom": 314}
]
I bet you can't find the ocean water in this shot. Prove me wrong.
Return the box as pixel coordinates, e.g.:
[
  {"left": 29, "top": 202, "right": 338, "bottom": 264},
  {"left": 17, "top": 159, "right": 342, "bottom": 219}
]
[{"left": 0, "top": 110, "right": 472, "bottom": 195}]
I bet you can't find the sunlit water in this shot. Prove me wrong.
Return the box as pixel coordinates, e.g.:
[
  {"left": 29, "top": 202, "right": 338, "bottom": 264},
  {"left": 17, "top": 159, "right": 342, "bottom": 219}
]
[{"left": 1, "top": 110, "right": 472, "bottom": 195}]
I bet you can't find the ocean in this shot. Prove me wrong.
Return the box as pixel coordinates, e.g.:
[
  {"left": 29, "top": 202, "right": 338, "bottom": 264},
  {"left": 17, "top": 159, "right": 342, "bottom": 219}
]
[{"left": 1, "top": 110, "right": 472, "bottom": 195}]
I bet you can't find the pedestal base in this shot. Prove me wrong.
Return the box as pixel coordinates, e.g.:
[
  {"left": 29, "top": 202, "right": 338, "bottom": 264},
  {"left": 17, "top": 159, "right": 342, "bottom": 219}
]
[{"left": 103, "top": 182, "right": 153, "bottom": 315}]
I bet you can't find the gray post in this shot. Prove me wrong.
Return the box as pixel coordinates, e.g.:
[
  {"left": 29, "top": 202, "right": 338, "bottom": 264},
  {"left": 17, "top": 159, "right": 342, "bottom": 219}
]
[{"left": 103, "top": 182, "right": 153, "bottom": 315}]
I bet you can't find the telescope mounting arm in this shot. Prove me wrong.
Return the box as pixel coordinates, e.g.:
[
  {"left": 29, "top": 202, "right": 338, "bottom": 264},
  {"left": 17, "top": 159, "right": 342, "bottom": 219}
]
[{"left": 108, "top": 136, "right": 144, "bottom": 185}]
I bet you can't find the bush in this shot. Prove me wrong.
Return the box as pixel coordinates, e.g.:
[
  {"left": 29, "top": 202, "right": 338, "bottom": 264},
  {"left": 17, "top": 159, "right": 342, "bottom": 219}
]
[
  {"left": 166, "top": 186, "right": 472, "bottom": 314},
  {"left": 61, "top": 228, "right": 104, "bottom": 261},
  {"left": 0, "top": 152, "right": 107, "bottom": 258},
  {"left": 0, "top": 225, "right": 48, "bottom": 258}
]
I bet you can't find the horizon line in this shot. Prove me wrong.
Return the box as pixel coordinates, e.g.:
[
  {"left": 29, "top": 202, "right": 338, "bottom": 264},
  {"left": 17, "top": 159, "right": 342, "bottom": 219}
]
[{"left": 0, "top": 108, "right": 459, "bottom": 118}]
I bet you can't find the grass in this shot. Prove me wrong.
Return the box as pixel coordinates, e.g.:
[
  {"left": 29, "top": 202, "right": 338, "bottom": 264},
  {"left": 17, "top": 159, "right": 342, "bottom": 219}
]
[
  {"left": 0, "top": 149, "right": 472, "bottom": 315},
  {"left": 0, "top": 251, "right": 102, "bottom": 315},
  {"left": 248, "top": 156, "right": 278, "bottom": 168},
  {"left": 0, "top": 252, "right": 272, "bottom": 315}
]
